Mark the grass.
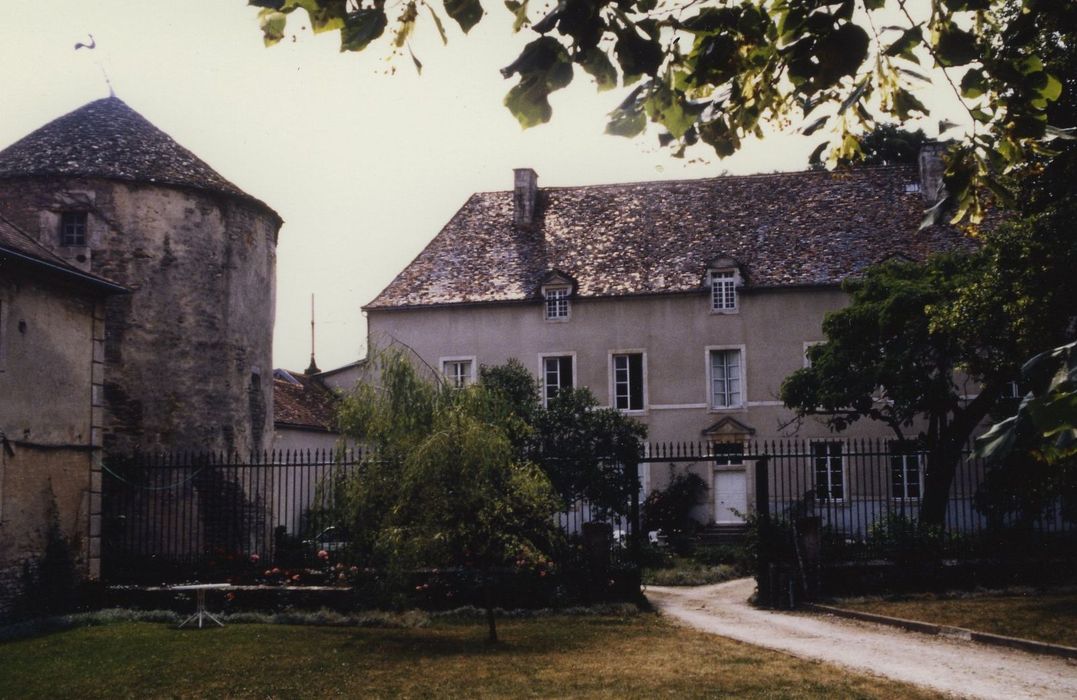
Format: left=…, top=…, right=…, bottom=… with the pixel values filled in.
left=0, top=613, right=936, bottom=698
left=835, top=590, right=1077, bottom=648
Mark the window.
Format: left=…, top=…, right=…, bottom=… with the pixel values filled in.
left=710, top=270, right=737, bottom=312
left=612, top=352, right=644, bottom=411
left=709, top=348, right=743, bottom=409
left=803, top=341, right=824, bottom=368
left=60, top=211, right=87, bottom=246
left=812, top=441, right=844, bottom=501
left=0, top=299, right=6, bottom=372
left=541, top=355, right=574, bottom=405
left=441, top=358, right=474, bottom=388
left=712, top=441, right=744, bottom=466
left=544, top=287, right=570, bottom=320
left=890, top=441, right=923, bottom=500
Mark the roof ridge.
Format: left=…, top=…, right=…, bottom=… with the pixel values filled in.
left=468, top=163, right=918, bottom=196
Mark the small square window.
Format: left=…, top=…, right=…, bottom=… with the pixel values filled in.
left=60, top=211, right=87, bottom=246
left=544, top=287, right=570, bottom=320
left=441, top=359, right=473, bottom=388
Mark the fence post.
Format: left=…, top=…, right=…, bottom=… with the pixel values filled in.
left=754, top=456, right=773, bottom=607
left=627, top=454, right=641, bottom=569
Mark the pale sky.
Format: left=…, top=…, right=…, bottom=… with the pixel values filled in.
left=0, top=1, right=953, bottom=371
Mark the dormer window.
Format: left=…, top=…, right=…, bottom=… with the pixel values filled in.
left=60, top=211, right=87, bottom=246
left=544, top=287, right=570, bottom=320
left=705, top=257, right=743, bottom=314
left=710, top=270, right=736, bottom=311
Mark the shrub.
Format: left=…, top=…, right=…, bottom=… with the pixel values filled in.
left=642, top=467, right=708, bottom=544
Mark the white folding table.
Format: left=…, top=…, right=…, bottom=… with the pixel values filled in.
left=173, top=583, right=231, bottom=629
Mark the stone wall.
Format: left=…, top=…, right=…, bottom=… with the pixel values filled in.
left=0, top=272, right=100, bottom=620
left=0, top=177, right=278, bottom=455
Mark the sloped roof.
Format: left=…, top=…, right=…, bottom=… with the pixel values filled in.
left=0, top=97, right=280, bottom=223
left=365, top=166, right=969, bottom=310
left=0, top=213, right=125, bottom=293
left=273, top=371, right=340, bottom=432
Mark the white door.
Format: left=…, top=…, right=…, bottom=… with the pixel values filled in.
left=714, top=471, right=748, bottom=524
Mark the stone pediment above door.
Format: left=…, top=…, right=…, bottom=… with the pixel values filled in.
left=701, top=416, right=755, bottom=440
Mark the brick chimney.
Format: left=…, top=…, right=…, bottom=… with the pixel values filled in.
left=918, top=142, right=946, bottom=203
left=513, top=168, right=538, bottom=228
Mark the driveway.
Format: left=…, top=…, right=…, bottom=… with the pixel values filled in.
left=646, top=579, right=1077, bottom=700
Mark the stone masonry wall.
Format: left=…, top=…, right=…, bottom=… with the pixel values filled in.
left=0, top=177, right=278, bottom=456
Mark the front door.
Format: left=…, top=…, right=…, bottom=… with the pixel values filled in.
left=714, top=470, right=747, bottom=524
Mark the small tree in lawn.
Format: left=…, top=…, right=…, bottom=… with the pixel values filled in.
left=337, top=349, right=561, bottom=643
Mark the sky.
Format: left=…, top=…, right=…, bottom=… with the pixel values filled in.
left=0, top=1, right=951, bottom=371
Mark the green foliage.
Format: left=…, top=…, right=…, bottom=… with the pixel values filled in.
left=18, top=483, right=82, bottom=619
left=532, top=387, right=647, bottom=515
left=336, top=349, right=563, bottom=638
left=810, top=124, right=928, bottom=169
left=641, top=467, right=707, bottom=543
left=251, top=0, right=1072, bottom=224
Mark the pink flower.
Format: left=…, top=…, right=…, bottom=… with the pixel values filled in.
left=291, top=574, right=301, bottom=582
left=264, top=569, right=272, bottom=577
left=249, top=553, right=260, bottom=564
left=317, top=549, right=329, bottom=560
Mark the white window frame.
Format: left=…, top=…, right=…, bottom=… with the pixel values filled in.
left=889, top=442, right=924, bottom=501
left=803, top=340, right=825, bottom=368
left=608, top=350, right=647, bottom=414
left=543, top=286, right=571, bottom=321
left=705, top=345, right=746, bottom=411
left=709, top=269, right=739, bottom=314
left=538, top=352, right=576, bottom=406
left=439, top=355, right=476, bottom=388
left=811, top=440, right=845, bottom=503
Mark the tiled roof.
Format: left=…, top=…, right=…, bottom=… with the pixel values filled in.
left=0, top=212, right=125, bottom=293
left=273, top=371, right=340, bottom=432
left=365, top=166, right=969, bottom=309
left=0, top=97, right=280, bottom=223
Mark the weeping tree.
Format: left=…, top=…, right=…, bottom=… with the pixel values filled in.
left=337, top=349, right=561, bottom=643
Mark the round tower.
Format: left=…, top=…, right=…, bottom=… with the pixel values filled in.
left=0, top=97, right=281, bottom=455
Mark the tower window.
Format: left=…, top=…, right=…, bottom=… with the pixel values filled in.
left=60, top=211, right=87, bottom=246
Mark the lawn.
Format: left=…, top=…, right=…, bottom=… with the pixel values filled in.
left=835, top=591, right=1077, bottom=648
left=0, top=613, right=935, bottom=698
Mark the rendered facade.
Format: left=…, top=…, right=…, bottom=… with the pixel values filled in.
left=364, top=160, right=968, bottom=524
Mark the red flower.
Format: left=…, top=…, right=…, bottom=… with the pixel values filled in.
left=249, top=553, right=260, bottom=564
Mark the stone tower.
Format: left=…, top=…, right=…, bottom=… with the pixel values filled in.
left=0, top=97, right=281, bottom=455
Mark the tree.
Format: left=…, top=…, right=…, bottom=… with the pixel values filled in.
left=810, top=123, right=928, bottom=169
left=250, top=0, right=1070, bottom=223
left=479, top=359, right=647, bottom=514
left=781, top=218, right=1077, bottom=525
left=337, top=349, right=561, bottom=642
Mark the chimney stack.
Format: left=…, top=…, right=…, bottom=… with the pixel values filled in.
left=513, top=168, right=538, bottom=228
left=918, top=142, right=946, bottom=203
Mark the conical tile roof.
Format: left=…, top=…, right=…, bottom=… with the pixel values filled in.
left=0, top=97, right=279, bottom=222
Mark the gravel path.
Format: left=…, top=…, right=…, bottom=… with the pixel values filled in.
left=646, top=579, right=1077, bottom=700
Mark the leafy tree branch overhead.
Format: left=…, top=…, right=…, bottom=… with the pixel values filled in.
left=251, top=0, right=1069, bottom=224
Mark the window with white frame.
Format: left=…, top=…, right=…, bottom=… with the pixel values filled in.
left=441, top=358, right=473, bottom=388
left=709, top=348, right=743, bottom=409
left=60, top=211, right=87, bottom=246
left=812, top=441, right=844, bottom=501
left=544, top=286, right=570, bottom=320
left=612, top=352, right=644, bottom=411
left=710, top=270, right=737, bottom=312
left=0, top=299, right=6, bottom=372
left=541, top=355, right=574, bottom=405
left=890, top=441, right=923, bottom=500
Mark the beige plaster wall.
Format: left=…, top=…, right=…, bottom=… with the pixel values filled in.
left=0, top=273, right=98, bottom=618
left=366, top=287, right=909, bottom=523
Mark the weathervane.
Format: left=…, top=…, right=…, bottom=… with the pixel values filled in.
left=74, top=33, right=115, bottom=97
